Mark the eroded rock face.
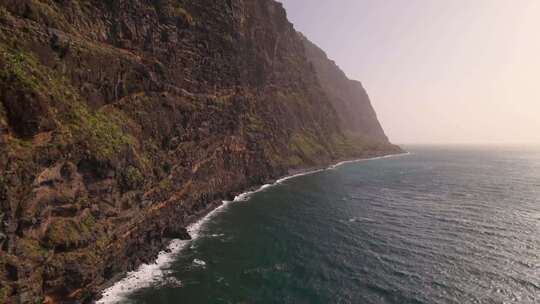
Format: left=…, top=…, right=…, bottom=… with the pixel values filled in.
left=301, top=34, right=390, bottom=143
left=0, top=0, right=400, bottom=302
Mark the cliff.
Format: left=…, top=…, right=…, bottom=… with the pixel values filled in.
left=300, top=34, right=389, bottom=143
left=0, top=0, right=400, bottom=302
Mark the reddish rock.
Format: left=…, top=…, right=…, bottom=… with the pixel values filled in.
left=0, top=1, right=401, bottom=303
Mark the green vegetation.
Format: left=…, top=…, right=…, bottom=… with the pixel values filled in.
left=80, top=213, right=96, bottom=228
left=0, top=5, right=9, bottom=19
left=3, top=136, right=35, bottom=158
left=223, top=33, right=234, bottom=44
left=286, top=155, right=303, bottom=167
left=0, top=6, right=15, bottom=25
left=284, top=132, right=329, bottom=167
left=0, top=43, right=136, bottom=162
left=45, top=218, right=81, bottom=247
left=330, top=134, right=359, bottom=155
left=27, top=0, right=72, bottom=31
left=45, top=216, right=95, bottom=248
left=245, top=114, right=265, bottom=134
left=16, top=238, right=48, bottom=261
left=95, top=234, right=111, bottom=252
left=0, top=286, right=10, bottom=303
left=290, top=133, right=325, bottom=159
left=62, top=101, right=135, bottom=161
left=158, top=177, right=173, bottom=192
left=121, top=165, right=144, bottom=190
left=0, top=48, right=42, bottom=90
left=172, top=3, right=194, bottom=26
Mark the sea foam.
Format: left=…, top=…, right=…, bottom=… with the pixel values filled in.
left=97, top=152, right=408, bottom=303
left=97, top=200, right=232, bottom=303
left=329, top=152, right=410, bottom=170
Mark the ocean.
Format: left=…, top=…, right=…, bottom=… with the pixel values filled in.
left=98, top=145, right=540, bottom=304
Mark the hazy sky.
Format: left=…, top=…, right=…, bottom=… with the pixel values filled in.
left=280, top=0, right=540, bottom=144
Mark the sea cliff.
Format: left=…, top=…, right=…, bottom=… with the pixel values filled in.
left=0, top=0, right=400, bottom=302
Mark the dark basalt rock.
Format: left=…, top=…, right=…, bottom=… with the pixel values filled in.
left=0, top=85, right=54, bottom=139
left=162, top=227, right=191, bottom=240
left=0, top=0, right=401, bottom=303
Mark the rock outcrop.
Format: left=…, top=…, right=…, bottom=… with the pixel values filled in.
left=0, top=0, right=400, bottom=302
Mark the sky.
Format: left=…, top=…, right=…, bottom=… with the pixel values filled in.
left=279, top=0, right=540, bottom=145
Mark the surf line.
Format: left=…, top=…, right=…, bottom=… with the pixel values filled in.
left=97, top=151, right=409, bottom=303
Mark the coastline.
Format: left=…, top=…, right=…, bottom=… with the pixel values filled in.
left=96, top=151, right=409, bottom=303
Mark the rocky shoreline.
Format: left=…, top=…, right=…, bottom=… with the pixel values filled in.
left=95, top=150, right=405, bottom=303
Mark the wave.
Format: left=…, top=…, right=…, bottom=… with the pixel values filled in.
left=97, top=152, right=408, bottom=303
left=329, top=152, right=410, bottom=170
left=192, top=259, right=207, bottom=267
left=97, top=200, right=232, bottom=304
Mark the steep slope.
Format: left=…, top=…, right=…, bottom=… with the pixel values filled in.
left=301, top=34, right=389, bottom=143
left=0, top=0, right=400, bottom=302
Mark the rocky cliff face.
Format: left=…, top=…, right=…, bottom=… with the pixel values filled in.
left=301, top=34, right=389, bottom=143
left=0, top=0, right=400, bottom=302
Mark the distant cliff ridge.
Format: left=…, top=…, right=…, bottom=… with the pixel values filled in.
left=0, top=0, right=400, bottom=302
left=300, top=34, right=389, bottom=143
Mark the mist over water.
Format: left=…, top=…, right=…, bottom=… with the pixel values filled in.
left=116, top=146, right=539, bottom=304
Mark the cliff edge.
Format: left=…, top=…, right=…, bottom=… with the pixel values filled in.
left=300, top=33, right=389, bottom=143
left=0, top=0, right=400, bottom=302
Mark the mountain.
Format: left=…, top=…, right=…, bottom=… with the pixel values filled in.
left=0, top=0, right=400, bottom=302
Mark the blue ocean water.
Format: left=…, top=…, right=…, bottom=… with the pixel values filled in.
left=107, top=146, right=540, bottom=304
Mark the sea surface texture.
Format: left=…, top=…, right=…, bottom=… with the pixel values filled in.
left=108, top=146, right=540, bottom=304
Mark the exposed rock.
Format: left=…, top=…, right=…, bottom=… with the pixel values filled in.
left=0, top=0, right=401, bottom=303
left=301, top=34, right=390, bottom=143
left=162, top=227, right=191, bottom=240
left=0, top=85, right=55, bottom=139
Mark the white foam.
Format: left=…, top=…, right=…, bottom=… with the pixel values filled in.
left=209, top=233, right=225, bottom=238
left=156, top=276, right=183, bottom=288
left=193, top=259, right=206, bottom=267
left=97, top=239, right=185, bottom=303
left=276, top=168, right=326, bottom=184
left=97, top=152, right=408, bottom=303
left=233, top=167, right=328, bottom=202
left=329, top=152, right=410, bottom=170
left=232, top=183, right=271, bottom=202
left=347, top=217, right=375, bottom=223
left=97, top=200, right=232, bottom=304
